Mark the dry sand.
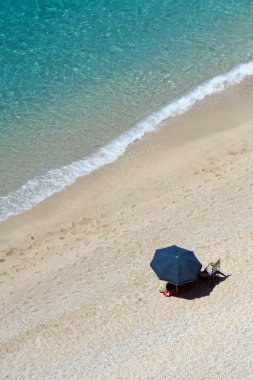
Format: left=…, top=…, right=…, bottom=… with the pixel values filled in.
left=1, top=79, right=253, bottom=379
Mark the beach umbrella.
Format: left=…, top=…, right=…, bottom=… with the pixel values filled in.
left=150, top=245, right=202, bottom=285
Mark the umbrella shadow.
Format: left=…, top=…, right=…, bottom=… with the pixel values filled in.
left=176, top=272, right=231, bottom=300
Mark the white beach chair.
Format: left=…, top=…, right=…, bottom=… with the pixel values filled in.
left=201, top=259, right=221, bottom=286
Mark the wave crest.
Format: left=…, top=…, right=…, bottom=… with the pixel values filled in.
left=1, top=60, right=253, bottom=221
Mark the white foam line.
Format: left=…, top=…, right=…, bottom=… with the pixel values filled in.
left=1, top=60, right=253, bottom=221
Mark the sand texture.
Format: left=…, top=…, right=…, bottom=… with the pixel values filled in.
left=1, top=80, right=253, bottom=379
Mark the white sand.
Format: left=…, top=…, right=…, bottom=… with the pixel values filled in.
left=0, top=80, right=253, bottom=379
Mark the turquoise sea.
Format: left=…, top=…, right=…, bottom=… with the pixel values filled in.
left=1, top=0, right=253, bottom=220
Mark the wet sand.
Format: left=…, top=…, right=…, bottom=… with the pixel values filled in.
left=1, top=79, right=253, bottom=379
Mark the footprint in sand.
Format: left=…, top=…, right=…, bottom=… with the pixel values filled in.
left=78, top=218, right=92, bottom=226
left=15, top=267, right=24, bottom=272
left=6, top=249, right=16, bottom=256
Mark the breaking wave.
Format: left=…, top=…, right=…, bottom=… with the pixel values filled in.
left=1, top=60, right=253, bottom=221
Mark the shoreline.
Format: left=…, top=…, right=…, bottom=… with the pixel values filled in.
left=1, top=74, right=253, bottom=379
left=1, top=60, right=253, bottom=223
left=1, top=75, right=253, bottom=247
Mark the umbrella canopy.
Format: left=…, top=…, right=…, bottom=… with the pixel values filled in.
left=150, top=245, right=202, bottom=285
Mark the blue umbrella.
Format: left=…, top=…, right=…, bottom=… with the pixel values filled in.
left=150, top=245, right=202, bottom=285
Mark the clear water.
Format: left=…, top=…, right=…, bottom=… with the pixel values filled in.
left=1, top=0, right=253, bottom=220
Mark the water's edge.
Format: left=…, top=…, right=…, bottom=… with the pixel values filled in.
left=1, top=60, right=253, bottom=221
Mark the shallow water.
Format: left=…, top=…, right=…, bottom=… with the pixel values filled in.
left=1, top=0, right=253, bottom=220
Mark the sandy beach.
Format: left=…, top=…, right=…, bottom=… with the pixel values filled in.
left=1, top=79, right=253, bottom=379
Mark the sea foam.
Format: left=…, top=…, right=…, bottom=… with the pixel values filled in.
left=1, top=60, right=253, bottom=221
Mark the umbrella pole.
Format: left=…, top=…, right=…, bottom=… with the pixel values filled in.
left=176, top=285, right=178, bottom=296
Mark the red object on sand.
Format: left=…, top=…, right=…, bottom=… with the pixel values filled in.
left=162, top=290, right=173, bottom=297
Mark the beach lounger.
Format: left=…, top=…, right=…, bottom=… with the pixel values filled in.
left=200, top=259, right=221, bottom=286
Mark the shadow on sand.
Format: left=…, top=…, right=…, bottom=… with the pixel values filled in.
left=175, top=272, right=231, bottom=300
